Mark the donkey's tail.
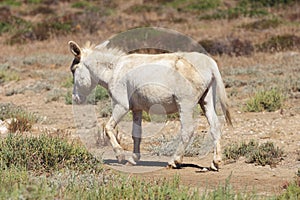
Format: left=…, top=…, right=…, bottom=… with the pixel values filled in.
left=211, top=59, right=233, bottom=126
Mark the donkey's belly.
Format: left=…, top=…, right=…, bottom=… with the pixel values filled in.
left=130, top=85, right=178, bottom=114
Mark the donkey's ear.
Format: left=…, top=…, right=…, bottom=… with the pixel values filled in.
left=68, top=41, right=81, bottom=59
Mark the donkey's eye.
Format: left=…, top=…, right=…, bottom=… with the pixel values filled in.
left=70, top=58, right=80, bottom=73
left=71, top=64, right=78, bottom=73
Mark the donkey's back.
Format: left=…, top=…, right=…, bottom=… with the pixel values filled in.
left=111, top=53, right=212, bottom=114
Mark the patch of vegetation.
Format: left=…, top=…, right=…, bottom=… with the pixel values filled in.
left=198, top=0, right=298, bottom=20
left=240, top=18, right=282, bottom=30
left=257, top=34, right=300, bottom=52
left=0, top=103, right=37, bottom=132
left=199, top=38, right=254, bottom=56
left=27, top=0, right=43, bottom=4
left=7, top=14, right=74, bottom=44
left=167, top=0, right=221, bottom=11
left=201, top=175, right=259, bottom=199
left=245, top=0, right=297, bottom=7
left=45, top=88, right=65, bottom=103
left=0, top=0, right=22, bottom=6
left=0, top=134, right=102, bottom=174
left=61, top=76, right=73, bottom=88
left=245, top=88, right=285, bottom=112
left=33, top=20, right=73, bottom=41
left=29, top=6, right=55, bottom=15
left=199, top=4, right=268, bottom=20
left=0, top=7, right=32, bottom=36
left=0, top=69, right=20, bottom=84
left=87, top=86, right=109, bottom=104
left=0, top=134, right=296, bottom=199
left=71, top=0, right=99, bottom=11
left=125, top=4, right=162, bottom=13
left=223, top=140, right=285, bottom=167
left=277, top=179, right=300, bottom=200
left=64, top=91, right=73, bottom=105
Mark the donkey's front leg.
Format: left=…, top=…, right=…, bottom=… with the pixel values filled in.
left=104, top=104, right=128, bottom=163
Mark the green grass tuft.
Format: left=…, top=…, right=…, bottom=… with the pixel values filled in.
left=0, top=69, right=20, bottom=84
left=245, top=88, right=285, bottom=112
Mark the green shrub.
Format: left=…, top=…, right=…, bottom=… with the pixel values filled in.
left=199, top=38, right=254, bottom=56
left=61, top=76, right=73, bottom=88
left=245, top=0, right=297, bottom=7
left=241, top=18, right=282, bottom=30
left=0, top=134, right=102, bottom=173
left=71, top=0, right=99, bottom=11
left=0, top=0, right=22, bottom=6
left=277, top=179, right=300, bottom=200
left=199, top=5, right=268, bottom=20
left=223, top=140, right=284, bottom=167
left=87, top=86, right=109, bottom=104
left=126, top=4, right=162, bottom=13
left=245, top=88, right=284, bottom=112
left=64, top=91, right=73, bottom=105
left=258, top=34, right=300, bottom=52
left=168, top=0, right=221, bottom=11
left=0, top=69, right=20, bottom=84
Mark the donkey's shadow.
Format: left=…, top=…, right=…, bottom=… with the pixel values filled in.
left=104, top=159, right=214, bottom=172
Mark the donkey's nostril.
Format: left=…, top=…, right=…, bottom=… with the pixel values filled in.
left=72, top=94, right=81, bottom=104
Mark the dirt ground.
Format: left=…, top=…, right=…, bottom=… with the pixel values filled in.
left=0, top=1, right=300, bottom=197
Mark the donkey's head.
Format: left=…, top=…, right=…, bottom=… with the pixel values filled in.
left=68, top=41, right=97, bottom=104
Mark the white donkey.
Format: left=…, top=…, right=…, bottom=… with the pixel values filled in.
left=68, top=40, right=232, bottom=171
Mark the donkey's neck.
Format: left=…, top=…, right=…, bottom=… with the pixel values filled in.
left=83, top=49, right=124, bottom=89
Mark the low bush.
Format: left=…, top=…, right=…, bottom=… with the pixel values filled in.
left=257, top=34, right=300, bottom=52
left=245, top=88, right=285, bottom=112
left=0, top=134, right=102, bottom=173
left=223, top=140, right=284, bottom=167
left=245, top=0, right=297, bottom=7
left=199, top=5, right=268, bottom=20
left=61, top=76, right=73, bottom=88
left=199, top=38, right=254, bottom=56
left=64, top=90, right=73, bottom=105
left=240, top=18, right=282, bottom=30
left=0, top=69, right=20, bottom=84
left=277, top=179, right=300, bottom=200
left=0, top=103, right=37, bottom=132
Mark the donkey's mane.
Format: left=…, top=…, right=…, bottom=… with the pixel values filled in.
left=82, top=41, right=126, bottom=57
left=81, top=41, right=126, bottom=67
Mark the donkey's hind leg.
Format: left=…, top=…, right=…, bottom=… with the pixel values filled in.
left=105, top=104, right=128, bottom=163
left=127, top=110, right=142, bottom=165
left=200, top=84, right=222, bottom=171
left=168, top=101, right=195, bottom=168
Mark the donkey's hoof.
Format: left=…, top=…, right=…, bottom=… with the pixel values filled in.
left=127, top=156, right=137, bottom=165
left=167, top=160, right=182, bottom=169
left=116, top=153, right=125, bottom=163
left=210, top=160, right=221, bottom=171
left=132, top=153, right=141, bottom=162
